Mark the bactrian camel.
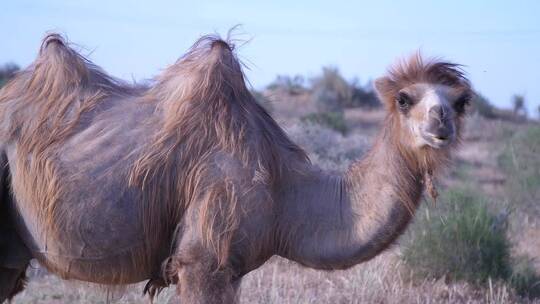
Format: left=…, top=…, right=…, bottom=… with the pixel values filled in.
left=0, top=33, right=472, bottom=303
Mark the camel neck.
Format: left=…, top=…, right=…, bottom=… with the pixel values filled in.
left=277, top=121, right=425, bottom=269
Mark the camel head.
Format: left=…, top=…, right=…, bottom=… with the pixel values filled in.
left=374, top=53, right=472, bottom=151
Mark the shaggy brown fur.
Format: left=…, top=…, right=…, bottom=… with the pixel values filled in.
left=374, top=53, right=471, bottom=204
left=375, top=53, right=470, bottom=109
left=0, top=33, right=471, bottom=303
left=0, top=34, right=132, bottom=227
left=129, top=36, right=307, bottom=268
left=0, top=34, right=154, bottom=282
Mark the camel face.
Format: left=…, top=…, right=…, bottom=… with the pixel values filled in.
left=374, top=54, right=472, bottom=152
left=397, top=83, right=470, bottom=149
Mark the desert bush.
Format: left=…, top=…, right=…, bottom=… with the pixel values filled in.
left=470, top=92, right=497, bottom=119
left=403, top=188, right=512, bottom=283
left=311, top=66, right=351, bottom=113
left=267, top=75, right=305, bottom=95
left=509, top=256, right=540, bottom=298
left=310, top=67, right=379, bottom=111
left=0, top=62, right=19, bottom=88
left=349, top=79, right=380, bottom=108
left=285, top=122, right=368, bottom=171
left=498, top=125, right=540, bottom=215
left=301, top=111, right=348, bottom=135
left=512, top=94, right=527, bottom=118
left=403, top=186, right=540, bottom=298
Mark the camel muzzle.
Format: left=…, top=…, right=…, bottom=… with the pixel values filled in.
left=422, top=105, right=455, bottom=147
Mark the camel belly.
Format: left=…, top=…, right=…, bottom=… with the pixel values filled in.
left=5, top=124, right=170, bottom=284
left=34, top=241, right=151, bottom=284
left=9, top=190, right=158, bottom=285
left=12, top=209, right=156, bottom=284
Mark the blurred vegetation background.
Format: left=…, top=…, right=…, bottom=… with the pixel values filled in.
left=0, top=63, right=19, bottom=88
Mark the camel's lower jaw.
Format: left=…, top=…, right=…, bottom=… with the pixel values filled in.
left=420, top=134, right=453, bottom=149
left=430, top=140, right=452, bottom=149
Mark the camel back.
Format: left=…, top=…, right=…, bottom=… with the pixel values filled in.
left=129, top=35, right=308, bottom=268
left=0, top=33, right=308, bottom=272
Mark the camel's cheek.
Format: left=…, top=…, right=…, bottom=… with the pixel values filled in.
left=403, top=108, right=429, bottom=148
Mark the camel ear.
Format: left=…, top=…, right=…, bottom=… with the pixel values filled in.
left=374, top=77, right=395, bottom=107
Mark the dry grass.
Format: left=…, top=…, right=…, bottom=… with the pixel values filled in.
left=15, top=251, right=530, bottom=304
left=239, top=253, right=524, bottom=304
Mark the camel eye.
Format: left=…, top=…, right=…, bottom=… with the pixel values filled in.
left=454, top=94, right=471, bottom=114
left=396, top=92, right=413, bottom=111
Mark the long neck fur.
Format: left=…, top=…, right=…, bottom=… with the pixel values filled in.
left=277, top=112, right=451, bottom=270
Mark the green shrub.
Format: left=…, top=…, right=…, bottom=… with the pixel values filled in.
left=301, top=111, right=348, bottom=135
left=498, top=126, right=540, bottom=215
left=403, top=188, right=512, bottom=283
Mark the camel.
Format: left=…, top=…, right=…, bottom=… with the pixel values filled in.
left=0, top=33, right=472, bottom=303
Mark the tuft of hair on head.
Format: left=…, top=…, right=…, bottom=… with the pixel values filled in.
left=374, top=52, right=471, bottom=111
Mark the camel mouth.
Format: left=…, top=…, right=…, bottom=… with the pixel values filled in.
left=421, top=132, right=453, bottom=149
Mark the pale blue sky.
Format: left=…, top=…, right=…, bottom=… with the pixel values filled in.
left=1, top=0, right=539, bottom=112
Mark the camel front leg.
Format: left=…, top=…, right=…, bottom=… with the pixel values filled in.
left=0, top=152, right=32, bottom=302
left=0, top=266, right=27, bottom=302
left=176, top=260, right=236, bottom=304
